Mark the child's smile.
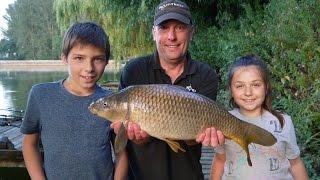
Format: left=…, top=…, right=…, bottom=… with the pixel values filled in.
left=231, top=65, right=266, bottom=118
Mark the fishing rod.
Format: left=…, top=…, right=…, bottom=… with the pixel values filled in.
left=0, top=108, right=24, bottom=113
left=0, top=114, right=24, bottom=119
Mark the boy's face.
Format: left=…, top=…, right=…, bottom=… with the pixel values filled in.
left=62, top=44, right=107, bottom=96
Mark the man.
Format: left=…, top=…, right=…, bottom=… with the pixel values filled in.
left=112, top=0, right=225, bottom=179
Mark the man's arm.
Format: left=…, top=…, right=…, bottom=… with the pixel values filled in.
left=22, top=134, right=46, bottom=180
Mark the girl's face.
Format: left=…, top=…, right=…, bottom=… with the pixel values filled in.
left=231, top=65, right=266, bottom=117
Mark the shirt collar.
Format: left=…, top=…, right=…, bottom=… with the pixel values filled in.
left=151, top=50, right=197, bottom=75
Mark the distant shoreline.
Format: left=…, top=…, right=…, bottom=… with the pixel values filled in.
left=0, top=60, right=120, bottom=72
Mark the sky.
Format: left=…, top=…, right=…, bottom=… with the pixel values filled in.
left=0, top=0, right=15, bottom=38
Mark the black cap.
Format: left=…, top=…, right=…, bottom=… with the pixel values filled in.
left=154, top=0, right=192, bottom=26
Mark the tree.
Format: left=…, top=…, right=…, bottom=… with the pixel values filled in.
left=2, top=0, right=60, bottom=60
left=0, top=38, right=22, bottom=59
left=53, top=0, right=222, bottom=61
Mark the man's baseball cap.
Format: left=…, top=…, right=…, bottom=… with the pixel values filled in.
left=154, top=0, right=192, bottom=26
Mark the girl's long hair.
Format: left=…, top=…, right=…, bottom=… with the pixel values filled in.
left=227, top=53, right=284, bottom=128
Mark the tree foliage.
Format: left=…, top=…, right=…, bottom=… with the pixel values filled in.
left=0, top=38, right=21, bottom=60
left=53, top=0, right=155, bottom=61
left=1, top=0, right=60, bottom=60
left=53, top=0, right=221, bottom=60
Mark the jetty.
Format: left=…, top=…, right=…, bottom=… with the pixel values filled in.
left=0, top=114, right=25, bottom=167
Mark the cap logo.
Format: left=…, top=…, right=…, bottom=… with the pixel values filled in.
left=159, top=3, right=184, bottom=10
left=154, top=0, right=192, bottom=25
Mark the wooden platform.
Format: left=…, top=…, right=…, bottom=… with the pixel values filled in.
left=0, top=150, right=24, bottom=167
left=0, top=125, right=25, bottom=167
left=0, top=118, right=24, bottom=151
left=0, top=124, right=215, bottom=179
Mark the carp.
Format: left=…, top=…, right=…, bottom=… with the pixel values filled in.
left=88, top=84, right=277, bottom=166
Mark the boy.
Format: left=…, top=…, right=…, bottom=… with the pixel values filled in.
left=20, top=22, right=127, bottom=180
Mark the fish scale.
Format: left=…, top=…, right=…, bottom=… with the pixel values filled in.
left=127, top=85, right=230, bottom=139
left=89, top=84, right=277, bottom=166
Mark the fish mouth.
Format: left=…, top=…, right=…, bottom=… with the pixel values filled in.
left=88, top=102, right=97, bottom=114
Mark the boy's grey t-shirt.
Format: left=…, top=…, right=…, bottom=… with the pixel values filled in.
left=21, top=80, right=114, bottom=180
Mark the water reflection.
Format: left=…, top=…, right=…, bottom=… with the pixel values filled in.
left=0, top=71, right=120, bottom=116
left=0, top=81, right=14, bottom=116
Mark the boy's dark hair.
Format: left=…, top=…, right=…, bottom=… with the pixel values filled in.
left=61, top=21, right=110, bottom=62
left=228, top=53, right=284, bottom=128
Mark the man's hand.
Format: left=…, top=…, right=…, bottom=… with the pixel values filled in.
left=126, top=121, right=149, bottom=141
left=196, top=127, right=225, bottom=147
left=111, top=121, right=149, bottom=145
left=110, top=121, right=123, bottom=134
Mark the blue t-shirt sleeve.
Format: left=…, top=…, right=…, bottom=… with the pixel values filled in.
left=20, top=86, right=41, bottom=134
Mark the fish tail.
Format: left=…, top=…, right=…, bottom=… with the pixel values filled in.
left=237, top=124, right=277, bottom=166
left=236, top=139, right=252, bottom=166
left=246, top=124, right=277, bottom=146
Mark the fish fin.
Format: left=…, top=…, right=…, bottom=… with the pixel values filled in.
left=160, top=138, right=186, bottom=153
left=185, top=140, right=198, bottom=146
left=114, top=123, right=128, bottom=154
left=123, top=120, right=129, bottom=128
left=242, top=142, right=252, bottom=166
left=234, top=138, right=253, bottom=166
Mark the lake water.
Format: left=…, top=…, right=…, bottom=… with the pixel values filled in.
left=0, top=71, right=120, bottom=116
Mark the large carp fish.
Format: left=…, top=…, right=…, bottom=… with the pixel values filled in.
left=88, top=84, right=277, bottom=166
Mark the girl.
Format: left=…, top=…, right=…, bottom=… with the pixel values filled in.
left=211, top=54, right=308, bottom=180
